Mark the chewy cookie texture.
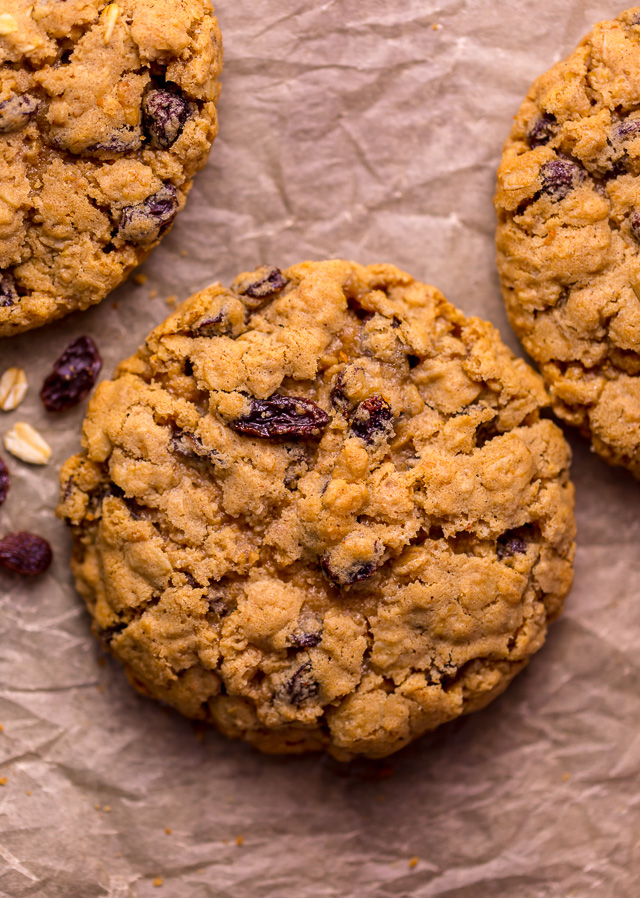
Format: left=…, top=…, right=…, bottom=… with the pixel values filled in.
left=58, top=261, right=576, bottom=759
left=496, top=7, right=640, bottom=476
left=0, top=0, right=222, bottom=336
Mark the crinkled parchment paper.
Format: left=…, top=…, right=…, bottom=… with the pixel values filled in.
left=1, top=1, right=639, bottom=895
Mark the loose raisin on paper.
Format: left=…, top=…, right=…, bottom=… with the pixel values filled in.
left=0, top=532, right=52, bottom=576
left=230, top=394, right=329, bottom=439
left=41, top=336, right=102, bottom=412
left=0, top=457, right=8, bottom=506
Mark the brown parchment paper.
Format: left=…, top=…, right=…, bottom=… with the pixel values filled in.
left=1, top=1, right=639, bottom=895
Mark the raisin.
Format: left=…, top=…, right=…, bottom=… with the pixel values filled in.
left=539, top=158, right=584, bottom=200
left=230, top=394, right=329, bottom=439
left=142, top=88, right=192, bottom=149
left=291, top=631, right=322, bottom=648
left=283, top=661, right=319, bottom=705
left=497, top=535, right=527, bottom=560
left=239, top=268, right=288, bottom=302
left=0, top=94, right=38, bottom=134
left=629, top=211, right=640, bottom=244
left=41, top=336, right=102, bottom=411
left=0, top=457, right=8, bottom=506
left=330, top=370, right=349, bottom=410
left=614, top=119, right=640, bottom=142
left=0, top=271, right=18, bottom=308
left=349, top=395, right=394, bottom=443
left=528, top=114, right=558, bottom=148
left=0, top=532, right=52, bottom=576
left=321, top=554, right=378, bottom=588
left=189, top=310, right=231, bottom=337
left=118, top=185, right=179, bottom=245
left=207, top=595, right=228, bottom=618
left=83, top=128, right=142, bottom=156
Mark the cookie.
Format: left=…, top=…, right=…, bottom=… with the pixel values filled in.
left=58, top=260, right=576, bottom=759
left=495, top=7, right=640, bottom=476
left=0, top=0, right=222, bottom=336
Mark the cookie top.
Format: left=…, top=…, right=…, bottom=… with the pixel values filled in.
left=0, top=0, right=222, bottom=336
left=58, top=260, right=576, bottom=759
left=495, top=7, right=640, bottom=476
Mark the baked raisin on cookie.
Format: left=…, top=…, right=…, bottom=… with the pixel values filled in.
left=58, top=261, right=576, bottom=759
left=0, top=0, right=222, bottom=336
left=496, top=7, right=640, bottom=476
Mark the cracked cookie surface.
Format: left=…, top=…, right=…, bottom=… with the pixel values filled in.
left=0, top=0, right=222, bottom=336
left=58, top=260, right=576, bottom=759
left=496, top=6, right=640, bottom=476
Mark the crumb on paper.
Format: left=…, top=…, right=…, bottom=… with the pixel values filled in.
left=153, top=878, right=164, bottom=888
left=409, top=857, right=418, bottom=869
left=149, top=289, right=158, bottom=299
left=165, top=295, right=177, bottom=308
left=97, top=657, right=106, bottom=668
left=432, top=23, right=442, bottom=30
left=236, top=836, right=244, bottom=846
left=180, top=250, right=188, bottom=257
left=112, top=301, right=119, bottom=310
left=133, top=273, right=148, bottom=286
left=25, top=791, right=31, bottom=796
left=95, top=804, right=101, bottom=811
left=562, top=772, right=571, bottom=782
left=0, top=724, right=4, bottom=732
left=165, top=828, right=172, bottom=835
left=0, top=777, right=7, bottom=786
left=103, top=805, right=111, bottom=813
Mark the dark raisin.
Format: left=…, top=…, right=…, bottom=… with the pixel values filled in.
left=118, top=185, right=179, bottom=245
left=181, top=571, right=199, bottom=588
left=349, top=395, right=394, bottom=443
left=321, top=554, right=378, bottom=588
left=283, top=661, right=319, bottom=705
left=239, top=268, right=288, bottom=302
left=330, top=370, right=349, bottom=410
left=230, top=394, right=329, bottom=440
left=629, top=211, right=640, bottom=243
left=0, top=457, right=8, bottom=506
left=41, top=336, right=102, bottom=412
left=189, top=310, right=231, bottom=337
left=0, top=271, right=18, bottom=308
left=497, top=535, right=527, bottom=560
left=0, top=532, right=52, bottom=576
left=407, top=354, right=420, bottom=369
left=0, top=94, right=38, bottom=134
left=290, top=613, right=323, bottom=648
left=539, top=158, right=584, bottom=200
left=142, top=88, right=192, bottom=150
left=83, top=128, right=142, bottom=156
left=291, top=631, right=322, bottom=648
left=614, top=119, right=640, bottom=142
left=528, top=113, right=558, bottom=148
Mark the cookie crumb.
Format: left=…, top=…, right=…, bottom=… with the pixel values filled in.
left=432, top=23, right=442, bottom=30
left=149, top=289, right=158, bottom=299
left=133, top=273, right=148, bottom=286
left=103, top=805, right=111, bottom=812
left=94, top=803, right=101, bottom=811
left=25, top=791, right=31, bottom=796
left=153, top=877, right=164, bottom=887
left=409, top=857, right=418, bottom=869
left=165, top=828, right=172, bottom=835
left=165, top=295, right=177, bottom=308
left=112, top=302, right=119, bottom=310
left=235, top=836, right=244, bottom=846
left=0, top=777, right=7, bottom=786
left=0, top=724, right=4, bottom=732
left=562, top=772, right=571, bottom=782
left=180, top=250, right=188, bottom=257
